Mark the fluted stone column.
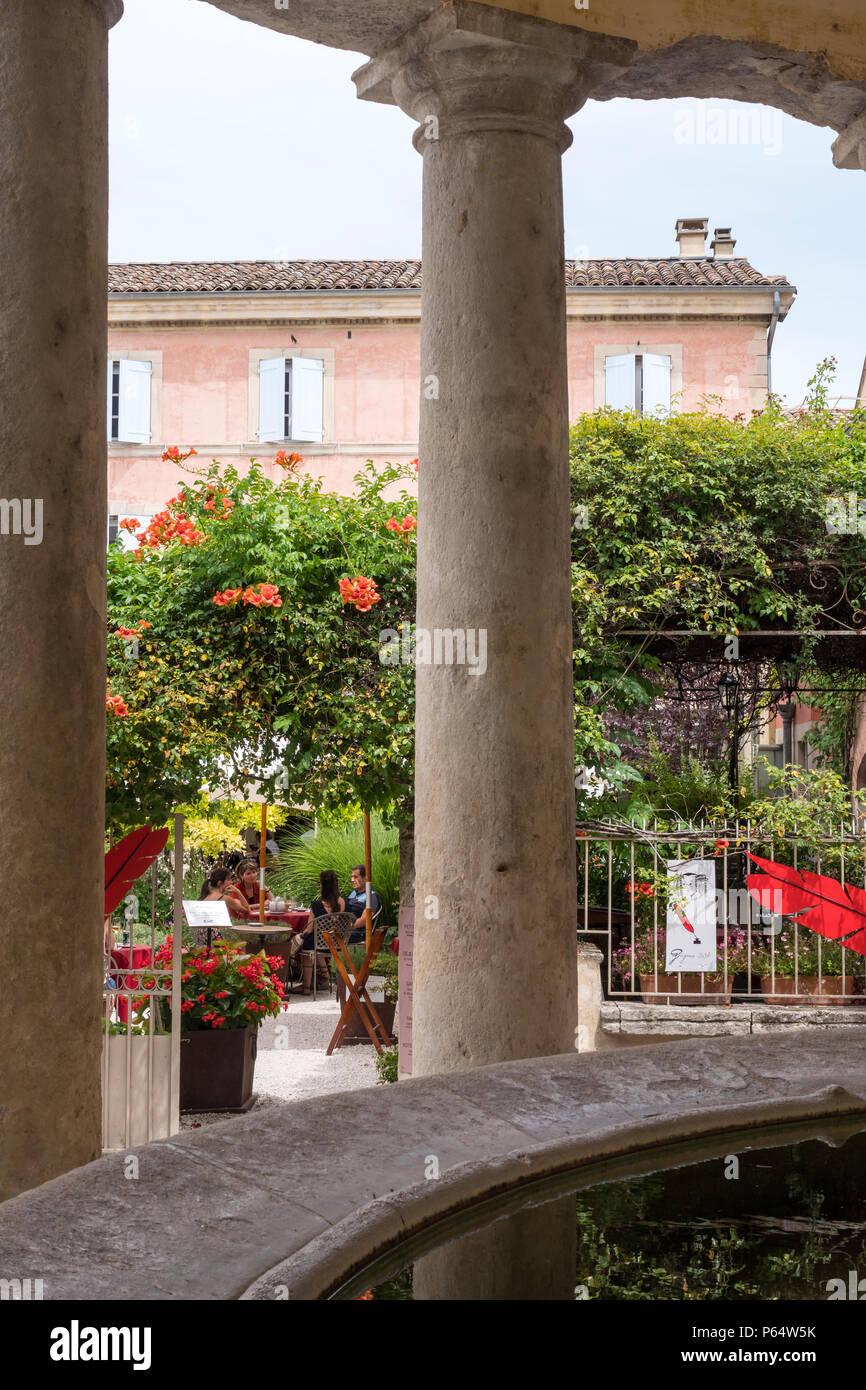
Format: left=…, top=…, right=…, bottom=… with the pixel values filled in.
left=0, top=0, right=122, bottom=1199
left=356, top=13, right=622, bottom=1074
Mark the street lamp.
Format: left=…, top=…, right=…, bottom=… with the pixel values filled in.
left=717, top=668, right=739, bottom=714
left=775, top=648, right=801, bottom=771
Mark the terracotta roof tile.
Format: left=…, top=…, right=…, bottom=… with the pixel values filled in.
left=108, top=258, right=790, bottom=294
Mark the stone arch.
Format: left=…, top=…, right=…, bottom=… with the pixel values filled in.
left=205, top=2, right=866, bottom=170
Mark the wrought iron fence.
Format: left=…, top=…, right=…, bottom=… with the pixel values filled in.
left=101, top=815, right=184, bottom=1150
left=577, top=818, right=866, bottom=1005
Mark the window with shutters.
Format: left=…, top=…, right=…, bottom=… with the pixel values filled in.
left=604, top=352, right=672, bottom=415
left=107, top=355, right=156, bottom=444
left=258, top=355, right=325, bottom=444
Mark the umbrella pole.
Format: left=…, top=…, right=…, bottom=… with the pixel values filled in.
left=260, top=802, right=267, bottom=924
left=364, top=810, right=372, bottom=954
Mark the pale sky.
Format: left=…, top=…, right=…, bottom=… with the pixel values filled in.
left=109, top=0, right=866, bottom=405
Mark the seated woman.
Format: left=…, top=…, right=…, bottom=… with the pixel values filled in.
left=222, top=870, right=254, bottom=920
left=234, top=858, right=273, bottom=914
left=193, top=868, right=243, bottom=943
left=297, top=869, right=346, bottom=992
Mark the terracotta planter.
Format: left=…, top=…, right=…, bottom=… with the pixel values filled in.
left=760, top=974, right=856, bottom=1005
left=808, top=976, right=857, bottom=1006
left=639, top=973, right=730, bottom=1006
left=180, top=1025, right=258, bottom=1112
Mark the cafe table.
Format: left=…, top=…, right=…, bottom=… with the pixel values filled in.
left=226, top=912, right=311, bottom=991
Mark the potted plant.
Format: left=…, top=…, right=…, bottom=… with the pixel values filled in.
left=751, top=930, right=863, bottom=1006
left=154, top=936, right=285, bottom=1111
left=615, top=925, right=750, bottom=1006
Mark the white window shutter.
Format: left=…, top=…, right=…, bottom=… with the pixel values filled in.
left=289, top=357, right=325, bottom=442
left=107, top=359, right=115, bottom=442
left=604, top=354, right=636, bottom=411
left=117, top=359, right=152, bottom=444
left=642, top=353, right=672, bottom=415
left=258, top=356, right=286, bottom=442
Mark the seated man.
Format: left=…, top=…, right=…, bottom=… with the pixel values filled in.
left=345, top=864, right=382, bottom=944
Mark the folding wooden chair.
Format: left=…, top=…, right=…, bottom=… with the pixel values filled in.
left=323, top=924, right=392, bottom=1054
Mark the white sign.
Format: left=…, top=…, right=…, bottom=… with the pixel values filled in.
left=665, top=858, right=717, bottom=972
left=182, top=900, right=232, bottom=928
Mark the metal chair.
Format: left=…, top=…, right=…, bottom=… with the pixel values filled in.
left=299, top=911, right=356, bottom=1000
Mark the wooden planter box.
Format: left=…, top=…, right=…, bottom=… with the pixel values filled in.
left=102, top=1033, right=174, bottom=1151
left=180, top=1026, right=258, bottom=1112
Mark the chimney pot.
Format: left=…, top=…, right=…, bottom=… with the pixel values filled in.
left=711, top=226, right=737, bottom=259
left=675, top=217, right=709, bottom=258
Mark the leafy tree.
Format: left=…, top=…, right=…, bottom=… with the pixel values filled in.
left=570, top=389, right=866, bottom=797
left=106, top=388, right=866, bottom=843
left=106, top=455, right=416, bottom=830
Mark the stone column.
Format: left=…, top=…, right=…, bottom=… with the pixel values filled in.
left=356, top=11, right=625, bottom=1075
left=576, top=939, right=605, bottom=1052
left=0, top=0, right=123, bottom=1200
left=413, top=1194, right=577, bottom=1300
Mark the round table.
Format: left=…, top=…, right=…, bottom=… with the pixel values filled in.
left=225, top=913, right=311, bottom=989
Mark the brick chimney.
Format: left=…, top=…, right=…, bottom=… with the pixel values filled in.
left=711, top=226, right=737, bottom=259
left=675, top=217, right=709, bottom=257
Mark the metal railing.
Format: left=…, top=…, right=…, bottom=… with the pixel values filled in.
left=577, top=818, right=865, bottom=1005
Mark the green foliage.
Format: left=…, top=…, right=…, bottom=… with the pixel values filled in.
left=153, top=937, right=284, bottom=1032
left=570, top=397, right=866, bottom=782
left=375, top=1045, right=399, bottom=1084
left=106, top=457, right=416, bottom=828
left=622, top=745, right=733, bottom=824
left=269, top=814, right=399, bottom=925
left=802, top=670, right=866, bottom=779
left=105, top=400, right=866, bottom=830
left=750, top=929, right=864, bottom=979
left=174, top=795, right=285, bottom=858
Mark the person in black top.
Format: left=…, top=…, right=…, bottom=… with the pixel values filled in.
left=345, top=865, right=382, bottom=944
left=298, top=869, right=345, bottom=992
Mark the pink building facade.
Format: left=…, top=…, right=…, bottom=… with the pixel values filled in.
left=107, top=220, right=794, bottom=539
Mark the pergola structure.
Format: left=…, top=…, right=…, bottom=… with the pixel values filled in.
left=2, top=0, right=865, bottom=1201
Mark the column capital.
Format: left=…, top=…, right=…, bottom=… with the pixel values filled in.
left=832, top=106, right=866, bottom=171
left=87, top=0, right=124, bottom=28
left=354, top=1, right=632, bottom=152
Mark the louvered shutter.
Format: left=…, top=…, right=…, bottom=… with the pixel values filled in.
left=258, top=356, right=286, bottom=442
left=107, top=360, right=115, bottom=442
left=289, top=357, right=325, bottom=442
left=117, top=359, right=153, bottom=444
left=642, top=353, right=672, bottom=415
left=604, top=354, right=636, bottom=411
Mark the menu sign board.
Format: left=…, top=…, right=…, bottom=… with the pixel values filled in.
left=182, top=900, right=232, bottom=928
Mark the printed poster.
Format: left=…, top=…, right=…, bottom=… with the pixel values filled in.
left=664, top=857, right=717, bottom=972
left=182, top=899, right=232, bottom=929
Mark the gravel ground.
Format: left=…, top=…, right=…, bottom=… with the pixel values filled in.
left=180, top=991, right=381, bottom=1131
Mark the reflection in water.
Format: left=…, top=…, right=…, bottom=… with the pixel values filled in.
left=367, top=1127, right=866, bottom=1301
left=412, top=1196, right=576, bottom=1301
